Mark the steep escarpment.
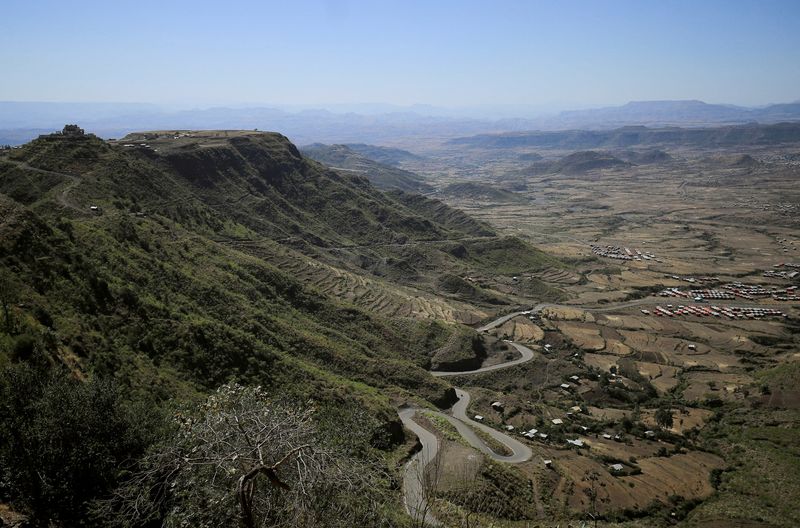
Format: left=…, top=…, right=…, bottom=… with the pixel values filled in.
left=386, top=190, right=494, bottom=237
left=154, top=134, right=442, bottom=246
left=301, top=143, right=432, bottom=193
left=0, top=130, right=565, bottom=414
left=0, top=128, right=557, bottom=527
left=450, top=122, right=800, bottom=150
left=2, top=130, right=517, bottom=410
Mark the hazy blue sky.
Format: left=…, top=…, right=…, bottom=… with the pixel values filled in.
left=1, top=0, right=799, bottom=108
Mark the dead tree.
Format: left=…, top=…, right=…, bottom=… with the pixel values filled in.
left=411, top=440, right=446, bottom=528
left=582, top=470, right=600, bottom=528
left=99, top=383, right=388, bottom=528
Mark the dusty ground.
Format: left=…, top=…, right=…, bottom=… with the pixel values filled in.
left=398, top=141, right=800, bottom=524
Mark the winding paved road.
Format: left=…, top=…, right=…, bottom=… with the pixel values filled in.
left=399, top=312, right=541, bottom=525
left=398, top=407, right=441, bottom=526
left=399, top=296, right=793, bottom=524
left=447, top=388, right=532, bottom=463
left=430, top=342, right=535, bottom=378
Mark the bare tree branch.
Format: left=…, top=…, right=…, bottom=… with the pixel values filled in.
left=96, top=384, right=391, bottom=528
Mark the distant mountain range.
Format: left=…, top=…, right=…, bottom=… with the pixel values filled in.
left=450, top=122, right=800, bottom=150
left=549, top=100, right=800, bottom=129
left=1, top=99, right=799, bottom=146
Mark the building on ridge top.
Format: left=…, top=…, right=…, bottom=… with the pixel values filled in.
left=62, top=124, right=85, bottom=136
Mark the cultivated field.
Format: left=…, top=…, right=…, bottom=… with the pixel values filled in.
left=396, top=140, right=800, bottom=526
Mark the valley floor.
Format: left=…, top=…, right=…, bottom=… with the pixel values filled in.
left=391, top=142, right=800, bottom=527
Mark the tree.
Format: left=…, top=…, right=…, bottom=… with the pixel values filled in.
left=0, top=363, right=158, bottom=525
left=621, top=415, right=633, bottom=433
left=101, top=383, right=390, bottom=528
left=409, top=439, right=446, bottom=528
left=448, top=457, right=504, bottom=528
left=582, top=470, right=600, bottom=528
left=0, top=269, right=17, bottom=334
left=655, top=406, right=674, bottom=430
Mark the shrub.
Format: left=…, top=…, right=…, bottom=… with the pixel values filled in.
left=0, top=363, right=161, bottom=525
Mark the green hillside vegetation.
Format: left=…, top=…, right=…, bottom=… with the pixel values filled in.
left=435, top=273, right=508, bottom=307
left=0, top=129, right=568, bottom=525
left=0, top=131, right=488, bottom=405
left=428, top=323, right=487, bottom=371
left=690, top=404, right=800, bottom=527
left=301, top=143, right=432, bottom=193
left=1, top=130, right=550, bottom=303
left=455, top=236, right=562, bottom=275
left=0, top=187, right=456, bottom=404
left=385, top=190, right=494, bottom=237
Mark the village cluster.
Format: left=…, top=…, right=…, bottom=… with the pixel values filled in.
left=643, top=304, right=788, bottom=319
left=732, top=201, right=800, bottom=217
left=775, top=236, right=797, bottom=253
left=475, top=397, right=656, bottom=475
left=658, top=283, right=799, bottom=301
left=119, top=132, right=197, bottom=152
left=666, top=274, right=717, bottom=284
left=763, top=262, right=800, bottom=280
left=121, top=142, right=158, bottom=152
left=757, top=153, right=800, bottom=166
left=591, top=244, right=657, bottom=261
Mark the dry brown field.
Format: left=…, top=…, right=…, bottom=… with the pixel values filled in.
left=401, top=141, right=800, bottom=525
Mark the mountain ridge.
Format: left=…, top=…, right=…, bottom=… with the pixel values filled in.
left=450, top=122, right=800, bottom=149
left=3, top=99, right=800, bottom=146
left=300, top=143, right=432, bottom=193
left=0, top=129, right=562, bottom=415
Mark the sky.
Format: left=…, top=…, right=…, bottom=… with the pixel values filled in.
left=1, top=0, right=799, bottom=109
